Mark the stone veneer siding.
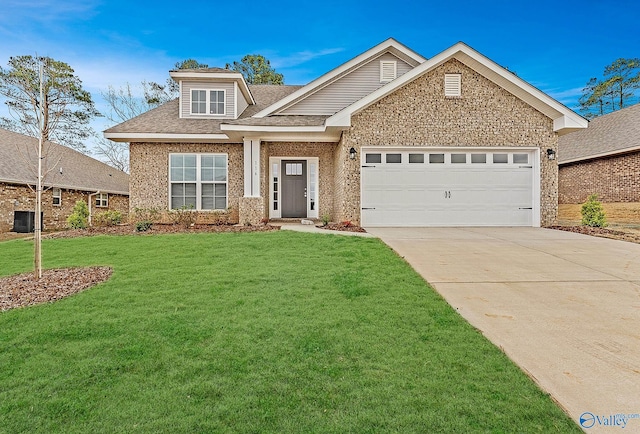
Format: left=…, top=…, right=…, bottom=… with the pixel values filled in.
left=129, top=142, right=243, bottom=223
left=559, top=151, right=640, bottom=203
left=261, top=142, right=337, bottom=220
left=334, top=58, right=559, bottom=226
left=0, top=182, right=129, bottom=232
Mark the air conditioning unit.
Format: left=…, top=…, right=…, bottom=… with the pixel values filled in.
left=12, top=211, right=43, bottom=233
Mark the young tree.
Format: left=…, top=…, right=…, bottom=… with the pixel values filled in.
left=226, top=54, right=284, bottom=84
left=0, top=55, right=99, bottom=153
left=579, top=58, right=640, bottom=119
left=0, top=56, right=98, bottom=278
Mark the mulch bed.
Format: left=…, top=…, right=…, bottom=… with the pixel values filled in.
left=549, top=225, right=640, bottom=244
left=318, top=222, right=367, bottom=233
left=0, top=267, right=113, bottom=311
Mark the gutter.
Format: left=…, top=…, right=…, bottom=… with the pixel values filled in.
left=88, top=191, right=100, bottom=227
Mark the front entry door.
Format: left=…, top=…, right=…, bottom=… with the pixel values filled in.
left=281, top=160, right=307, bottom=218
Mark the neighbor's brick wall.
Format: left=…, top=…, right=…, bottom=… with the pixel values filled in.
left=0, top=182, right=129, bottom=232
left=559, top=151, right=640, bottom=203
left=129, top=142, right=243, bottom=223
left=262, top=142, right=337, bottom=220
left=334, top=58, right=558, bottom=226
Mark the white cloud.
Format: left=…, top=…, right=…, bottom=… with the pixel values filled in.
left=270, top=47, right=345, bottom=69
left=0, top=0, right=100, bottom=24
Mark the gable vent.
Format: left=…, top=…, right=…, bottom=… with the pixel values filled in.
left=380, top=61, right=397, bottom=83
left=444, top=73, right=461, bottom=97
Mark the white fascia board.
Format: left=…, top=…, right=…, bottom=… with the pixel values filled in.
left=103, top=132, right=230, bottom=142
left=220, top=124, right=326, bottom=133
left=327, top=42, right=589, bottom=134
left=252, top=38, right=426, bottom=118
left=1, top=177, right=129, bottom=196
left=169, top=71, right=255, bottom=105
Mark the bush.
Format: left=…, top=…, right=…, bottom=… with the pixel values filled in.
left=136, top=221, right=153, bottom=232
left=67, top=200, right=89, bottom=229
left=581, top=194, right=607, bottom=227
left=169, top=205, right=198, bottom=228
left=94, top=210, right=122, bottom=227
left=133, top=207, right=161, bottom=223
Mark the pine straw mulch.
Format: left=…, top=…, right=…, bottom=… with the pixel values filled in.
left=549, top=225, right=640, bottom=244
left=318, top=222, right=367, bottom=233
left=0, top=267, right=113, bottom=312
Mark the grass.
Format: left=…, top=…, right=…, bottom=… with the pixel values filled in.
left=0, top=231, right=580, bottom=433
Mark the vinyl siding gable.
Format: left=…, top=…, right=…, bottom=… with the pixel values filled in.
left=279, top=52, right=414, bottom=116
left=181, top=81, right=237, bottom=119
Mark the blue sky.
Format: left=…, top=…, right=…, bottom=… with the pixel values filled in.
left=1, top=0, right=639, bottom=152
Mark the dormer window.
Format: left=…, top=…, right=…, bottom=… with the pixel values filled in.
left=191, top=89, right=226, bottom=115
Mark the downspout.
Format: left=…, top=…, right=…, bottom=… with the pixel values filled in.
left=88, top=191, right=100, bottom=227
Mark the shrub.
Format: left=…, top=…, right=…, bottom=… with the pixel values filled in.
left=94, top=210, right=122, bottom=227
left=133, top=207, right=161, bottom=223
left=581, top=194, right=607, bottom=227
left=321, top=214, right=330, bottom=226
left=67, top=200, right=89, bottom=229
left=169, top=205, right=198, bottom=228
left=136, top=221, right=153, bottom=232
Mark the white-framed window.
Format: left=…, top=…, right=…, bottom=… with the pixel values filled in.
left=191, top=89, right=226, bottom=115
left=52, top=188, right=61, bottom=206
left=444, top=73, right=462, bottom=97
left=96, top=193, right=108, bottom=208
left=380, top=61, right=397, bottom=83
left=169, top=153, right=227, bottom=210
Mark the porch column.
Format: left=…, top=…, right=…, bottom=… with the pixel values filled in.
left=243, top=138, right=261, bottom=197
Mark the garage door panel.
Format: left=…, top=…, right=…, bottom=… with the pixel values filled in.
left=361, top=149, right=536, bottom=227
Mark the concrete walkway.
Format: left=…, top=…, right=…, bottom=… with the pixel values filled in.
left=366, top=227, right=640, bottom=432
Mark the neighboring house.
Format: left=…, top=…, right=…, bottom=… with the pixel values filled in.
left=559, top=103, right=640, bottom=204
left=0, top=128, right=129, bottom=232
left=105, top=39, right=586, bottom=227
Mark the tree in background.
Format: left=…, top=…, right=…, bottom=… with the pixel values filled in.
left=579, top=58, right=640, bottom=119
left=0, top=55, right=99, bottom=153
left=97, top=59, right=209, bottom=171
left=226, top=54, right=284, bottom=85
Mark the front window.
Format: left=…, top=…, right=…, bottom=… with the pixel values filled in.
left=52, top=188, right=61, bottom=206
left=170, top=153, right=227, bottom=210
left=190, top=89, right=225, bottom=115
left=96, top=193, right=108, bottom=207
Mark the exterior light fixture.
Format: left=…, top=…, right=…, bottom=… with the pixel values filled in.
left=546, top=149, right=556, bottom=160
left=349, top=147, right=357, bottom=160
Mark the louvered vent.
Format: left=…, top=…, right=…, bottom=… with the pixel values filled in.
left=444, top=73, right=461, bottom=97
left=380, top=61, right=397, bottom=83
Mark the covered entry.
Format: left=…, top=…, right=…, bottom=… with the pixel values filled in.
left=361, top=148, right=538, bottom=227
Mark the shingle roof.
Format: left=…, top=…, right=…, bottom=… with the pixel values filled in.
left=169, top=67, right=233, bottom=73
left=104, top=84, right=304, bottom=135
left=559, top=103, right=640, bottom=164
left=0, top=128, right=129, bottom=194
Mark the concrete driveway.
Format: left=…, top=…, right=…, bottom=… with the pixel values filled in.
left=366, top=227, right=640, bottom=432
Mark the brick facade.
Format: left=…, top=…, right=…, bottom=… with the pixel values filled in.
left=559, top=151, right=640, bottom=204
left=0, top=182, right=129, bottom=232
left=333, top=58, right=558, bottom=226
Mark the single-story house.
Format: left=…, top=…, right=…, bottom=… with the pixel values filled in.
left=559, top=103, right=640, bottom=204
left=0, top=128, right=129, bottom=232
left=105, top=39, right=587, bottom=227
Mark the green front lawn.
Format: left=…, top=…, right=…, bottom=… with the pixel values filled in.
left=0, top=232, right=579, bottom=433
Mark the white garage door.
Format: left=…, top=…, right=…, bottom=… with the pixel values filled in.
left=361, top=149, right=536, bottom=227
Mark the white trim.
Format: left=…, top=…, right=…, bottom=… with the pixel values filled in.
left=268, top=157, right=319, bottom=219
left=52, top=187, right=62, bottom=206
left=170, top=70, right=255, bottom=105
left=444, top=73, right=461, bottom=97
left=221, top=124, right=326, bottom=133
left=251, top=140, right=260, bottom=197
left=95, top=192, right=109, bottom=208
left=326, top=42, right=588, bottom=134
left=252, top=38, right=426, bottom=118
left=234, top=81, right=238, bottom=119
left=103, top=133, right=229, bottom=142
left=190, top=88, right=227, bottom=116
left=179, top=80, right=183, bottom=118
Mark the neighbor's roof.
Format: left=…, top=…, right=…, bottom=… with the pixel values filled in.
left=104, top=84, right=303, bottom=141
left=559, top=103, right=640, bottom=164
left=0, top=128, right=129, bottom=195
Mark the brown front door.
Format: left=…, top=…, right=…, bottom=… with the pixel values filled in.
left=281, top=160, right=307, bottom=218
